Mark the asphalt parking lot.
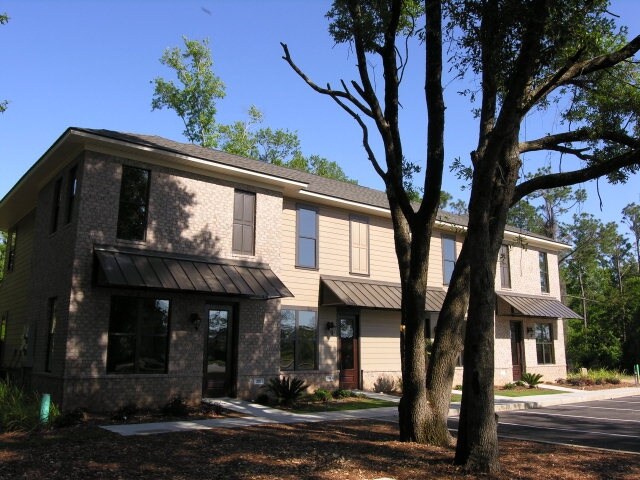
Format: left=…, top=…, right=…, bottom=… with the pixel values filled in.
left=449, top=395, right=640, bottom=454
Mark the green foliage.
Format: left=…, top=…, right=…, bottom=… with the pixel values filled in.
left=373, top=375, right=397, bottom=394
left=502, top=382, right=516, bottom=390
left=0, top=381, right=59, bottom=432
left=520, top=372, right=543, bottom=388
left=265, top=376, right=309, bottom=407
left=566, top=368, right=622, bottom=386
left=0, top=13, right=7, bottom=114
left=311, top=388, right=332, bottom=402
left=151, top=36, right=225, bottom=148
left=0, top=231, right=6, bottom=281
left=331, top=388, right=353, bottom=399
left=162, top=396, right=189, bottom=417
left=566, top=321, right=623, bottom=369
left=111, top=402, right=139, bottom=421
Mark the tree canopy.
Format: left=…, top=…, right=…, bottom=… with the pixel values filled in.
left=152, top=36, right=355, bottom=183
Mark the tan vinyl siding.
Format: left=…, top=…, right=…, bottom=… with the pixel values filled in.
left=0, top=211, right=35, bottom=369
left=360, top=310, right=401, bottom=372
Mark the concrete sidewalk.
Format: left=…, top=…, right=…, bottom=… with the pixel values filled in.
left=101, top=385, right=639, bottom=436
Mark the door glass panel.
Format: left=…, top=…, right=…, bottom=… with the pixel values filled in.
left=207, top=309, right=228, bottom=373
left=340, top=317, right=355, bottom=370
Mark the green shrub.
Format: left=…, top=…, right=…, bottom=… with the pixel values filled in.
left=502, top=382, right=516, bottom=390
left=373, top=375, right=396, bottom=393
left=332, top=388, right=353, bottom=399
left=515, top=380, right=527, bottom=387
left=112, top=402, right=139, bottom=421
left=54, top=408, right=86, bottom=428
left=265, top=376, right=308, bottom=407
left=0, top=380, right=59, bottom=432
left=566, top=368, right=622, bottom=386
left=521, top=372, right=543, bottom=388
left=311, top=388, right=332, bottom=402
left=254, top=393, right=271, bottom=406
left=162, top=396, right=189, bottom=417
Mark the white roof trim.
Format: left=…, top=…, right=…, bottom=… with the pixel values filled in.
left=297, top=190, right=392, bottom=216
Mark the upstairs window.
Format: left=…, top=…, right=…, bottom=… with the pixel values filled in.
left=232, top=190, right=256, bottom=256
left=66, top=166, right=78, bottom=224
left=499, top=244, right=511, bottom=288
left=535, top=323, right=555, bottom=364
left=50, top=177, right=63, bottom=233
left=107, top=296, right=170, bottom=374
left=350, top=215, right=369, bottom=275
left=442, top=234, right=456, bottom=285
left=539, top=251, right=550, bottom=293
left=296, top=206, right=318, bottom=269
left=117, top=166, right=150, bottom=241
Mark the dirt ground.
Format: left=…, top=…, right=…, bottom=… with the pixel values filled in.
left=1, top=419, right=639, bottom=480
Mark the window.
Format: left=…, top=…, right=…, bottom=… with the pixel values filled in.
left=232, top=190, right=256, bottom=255
left=499, top=244, right=511, bottom=288
left=442, top=234, right=456, bottom=285
left=51, top=177, right=63, bottom=233
left=535, top=323, right=555, bottom=364
left=539, top=251, right=550, bottom=293
left=280, top=309, right=317, bottom=371
left=45, top=298, right=57, bottom=372
left=350, top=215, right=369, bottom=275
left=66, top=166, right=78, bottom=224
left=5, top=229, right=17, bottom=273
left=0, top=312, right=7, bottom=368
left=107, top=296, right=170, bottom=374
left=296, top=206, right=318, bottom=269
left=117, top=166, right=150, bottom=241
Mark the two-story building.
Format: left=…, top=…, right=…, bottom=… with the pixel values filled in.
left=0, top=128, right=580, bottom=411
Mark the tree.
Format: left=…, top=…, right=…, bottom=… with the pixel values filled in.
left=622, top=202, right=640, bottom=273
left=152, top=36, right=225, bottom=148
left=153, top=38, right=355, bottom=183
left=1, top=13, right=9, bottom=114
left=284, top=0, right=640, bottom=473
left=0, top=231, right=5, bottom=282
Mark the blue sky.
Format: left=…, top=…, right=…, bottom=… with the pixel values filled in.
left=1, top=0, right=639, bottom=236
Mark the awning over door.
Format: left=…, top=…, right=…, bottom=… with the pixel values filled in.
left=320, top=275, right=446, bottom=312
left=94, top=245, right=293, bottom=299
left=497, top=292, right=581, bottom=319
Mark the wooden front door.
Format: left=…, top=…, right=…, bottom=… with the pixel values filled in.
left=339, top=314, right=360, bottom=390
left=203, top=305, right=237, bottom=397
left=510, top=321, right=524, bottom=381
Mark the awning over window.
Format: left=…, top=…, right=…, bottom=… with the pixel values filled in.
left=320, top=276, right=446, bottom=312
left=94, top=245, right=293, bottom=299
left=497, top=292, right=581, bottom=319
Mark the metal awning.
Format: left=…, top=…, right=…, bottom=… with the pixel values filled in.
left=320, top=276, right=446, bottom=312
left=94, top=245, right=293, bottom=299
left=497, top=292, right=581, bottom=319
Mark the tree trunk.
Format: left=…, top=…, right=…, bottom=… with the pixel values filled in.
left=425, top=242, right=471, bottom=446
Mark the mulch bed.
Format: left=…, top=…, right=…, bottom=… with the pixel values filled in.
left=1, top=419, right=639, bottom=479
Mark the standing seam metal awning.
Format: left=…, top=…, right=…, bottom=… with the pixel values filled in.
left=320, top=276, right=446, bottom=311
left=94, top=245, right=293, bottom=299
left=497, top=292, right=581, bottom=319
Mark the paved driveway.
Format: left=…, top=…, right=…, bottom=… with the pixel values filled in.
left=449, top=395, right=640, bottom=454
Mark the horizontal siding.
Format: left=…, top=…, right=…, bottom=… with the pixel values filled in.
left=0, top=211, right=35, bottom=368
left=360, top=310, right=401, bottom=372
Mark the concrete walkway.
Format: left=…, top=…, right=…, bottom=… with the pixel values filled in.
left=101, top=385, right=639, bottom=436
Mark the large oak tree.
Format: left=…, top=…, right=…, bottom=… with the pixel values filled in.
left=284, top=0, right=640, bottom=473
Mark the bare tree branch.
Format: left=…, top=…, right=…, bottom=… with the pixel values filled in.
left=520, top=128, right=640, bottom=152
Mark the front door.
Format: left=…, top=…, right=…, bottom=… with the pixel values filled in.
left=204, top=305, right=237, bottom=397
left=339, top=314, right=360, bottom=390
left=510, top=321, right=524, bottom=381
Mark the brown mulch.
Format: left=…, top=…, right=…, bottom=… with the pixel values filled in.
left=1, top=419, right=639, bottom=479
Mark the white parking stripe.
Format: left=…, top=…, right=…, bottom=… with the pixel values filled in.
left=498, top=421, right=639, bottom=439
left=516, top=411, right=640, bottom=423
left=554, top=405, right=640, bottom=412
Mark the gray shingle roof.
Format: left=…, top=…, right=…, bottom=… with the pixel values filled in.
left=76, top=128, right=556, bottom=242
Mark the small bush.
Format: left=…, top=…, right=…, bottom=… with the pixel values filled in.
left=112, top=402, right=139, bottom=421
left=502, top=382, right=516, bottom=390
left=311, top=388, right=332, bottom=402
left=264, top=376, right=308, bottom=407
left=373, top=375, right=396, bottom=394
left=162, top=396, right=189, bottom=417
left=332, top=388, right=353, bottom=399
left=521, top=372, right=543, bottom=388
left=454, top=384, right=463, bottom=391
left=0, top=381, right=59, bottom=432
left=54, top=408, right=86, bottom=428
left=254, top=393, right=271, bottom=406
left=515, top=380, right=527, bottom=387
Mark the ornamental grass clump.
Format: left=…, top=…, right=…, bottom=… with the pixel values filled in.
left=265, top=376, right=308, bottom=407
left=0, top=380, right=59, bottom=432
